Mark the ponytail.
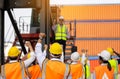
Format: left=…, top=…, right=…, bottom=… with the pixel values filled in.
left=103, top=61, right=112, bottom=71
left=107, top=61, right=112, bottom=71
left=99, top=56, right=112, bottom=71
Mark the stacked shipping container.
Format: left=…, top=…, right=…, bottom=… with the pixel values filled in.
left=60, top=5, right=120, bottom=72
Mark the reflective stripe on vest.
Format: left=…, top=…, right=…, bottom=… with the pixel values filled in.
left=42, top=59, right=49, bottom=79
left=1, top=65, right=6, bottom=79
left=20, top=62, right=26, bottom=79
left=42, top=59, right=70, bottom=79
left=55, top=24, right=67, bottom=40
left=64, top=64, right=70, bottom=79
left=109, top=59, right=118, bottom=79
left=84, top=64, right=91, bottom=79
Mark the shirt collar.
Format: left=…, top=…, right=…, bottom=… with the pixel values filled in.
left=51, top=58, right=62, bottom=62
left=71, top=61, right=78, bottom=64
left=9, top=60, right=18, bottom=63
left=101, top=63, right=107, bottom=66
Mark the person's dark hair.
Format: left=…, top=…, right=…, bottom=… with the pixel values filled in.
left=50, top=53, right=61, bottom=59
left=99, top=56, right=112, bottom=71
left=71, top=46, right=77, bottom=53
left=9, top=56, right=18, bottom=60
left=31, top=58, right=38, bottom=65
left=107, top=61, right=112, bottom=71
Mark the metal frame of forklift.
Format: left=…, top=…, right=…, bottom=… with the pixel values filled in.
left=0, top=0, right=50, bottom=74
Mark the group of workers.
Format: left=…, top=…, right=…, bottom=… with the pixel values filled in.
left=0, top=15, right=120, bottom=79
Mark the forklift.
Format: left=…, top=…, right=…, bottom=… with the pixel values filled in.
left=0, top=0, right=50, bottom=74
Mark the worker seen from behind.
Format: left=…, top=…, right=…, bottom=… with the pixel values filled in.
left=22, top=43, right=48, bottom=79
left=29, top=45, right=47, bottom=79
left=52, top=15, right=70, bottom=56
left=1, top=41, right=35, bottom=79
left=68, top=52, right=84, bottom=79
left=28, top=59, right=42, bottom=79
left=106, top=48, right=119, bottom=79
left=93, top=50, right=114, bottom=79
left=35, top=33, right=70, bottom=79
left=81, top=49, right=91, bottom=79
left=22, top=55, right=42, bottom=79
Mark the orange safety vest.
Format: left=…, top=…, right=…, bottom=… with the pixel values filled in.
left=42, top=59, right=70, bottom=79
left=28, top=64, right=42, bottom=79
left=4, top=62, right=27, bottom=79
left=94, top=65, right=114, bottom=79
left=70, top=64, right=83, bottom=79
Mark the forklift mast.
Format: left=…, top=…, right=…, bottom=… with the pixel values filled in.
left=0, top=0, right=49, bottom=74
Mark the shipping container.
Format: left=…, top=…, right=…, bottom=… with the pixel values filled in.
left=61, top=5, right=120, bottom=72
left=60, top=5, right=120, bottom=20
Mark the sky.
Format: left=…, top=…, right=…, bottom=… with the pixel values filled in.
left=5, top=9, right=32, bottom=42
left=4, top=0, right=120, bottom=42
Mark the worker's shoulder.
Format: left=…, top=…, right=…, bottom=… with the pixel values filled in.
left=110, top=59, right=117, bottom=61
left=70, top=64, right=83, bottom=69
left=94, top=65, right=102, bottom=71
left=109, top=59, right=118, bottom=63
left=5, top=62, right=20, bottom=65
left=47, top=60, right=67, bottom=68
left=70, top=63, right=82, bottom=66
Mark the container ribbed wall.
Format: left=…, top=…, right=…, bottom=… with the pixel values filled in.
left=60, top=5, right=120, bottom=56
left=75, top=40, right=120, bottom=56
left=60, top=5, right=120, bottom=20
left=61, top=4, right=120, bottom=72
left=61, top=5, right=120, bottom=72
left=76, top=23, right=120, bottom=38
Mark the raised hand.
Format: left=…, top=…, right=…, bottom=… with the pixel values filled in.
left=44, top=44, right=48, bottom=50
left=39, top=33, right=46, bottom=40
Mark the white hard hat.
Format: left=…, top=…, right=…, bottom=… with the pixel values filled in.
left=59, top=16, right=64, bottom=20
left=71, top=52, right=80, bottom=61
left=98, top=50, right=111, bottom=61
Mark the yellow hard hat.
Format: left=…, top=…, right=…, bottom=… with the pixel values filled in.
left=106, top=47, right=114, bottom=55
left=49, top=43, right=62, bottom=55
left=27, top=53, right=31, bottom=58
left=8, top=46, right=20, bottom=57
